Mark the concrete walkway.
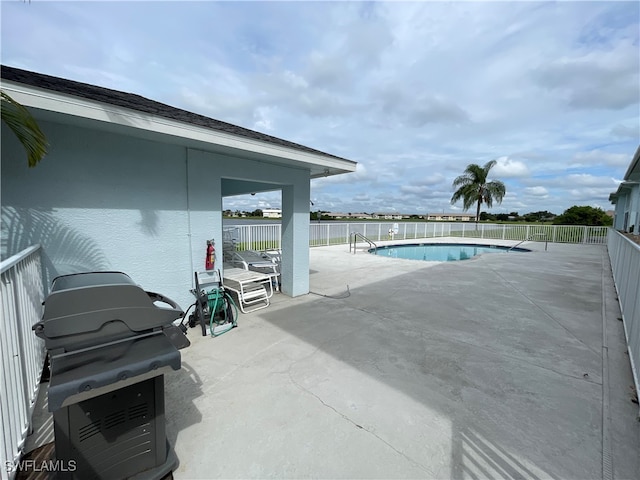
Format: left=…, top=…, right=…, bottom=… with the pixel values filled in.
left=168, top=240, right=639, bottom=479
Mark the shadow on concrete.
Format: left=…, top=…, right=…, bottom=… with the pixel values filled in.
left=257, top=246, right=623, bottom=478
left=163, top=361, right=204, bottom=461
left=450, top=421, right=552, bottom=479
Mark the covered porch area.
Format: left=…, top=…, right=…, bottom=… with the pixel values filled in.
left=1, top=65, right=357, bottom=307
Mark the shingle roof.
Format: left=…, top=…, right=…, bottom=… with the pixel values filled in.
left=1, top=64, right=349, bottom=162
left=624, top=144, right=640, bottom=182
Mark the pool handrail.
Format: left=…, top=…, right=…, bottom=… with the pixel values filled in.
left=349, top=232, right=378, bottom=254
left=509, top=233, right=548, bottom=251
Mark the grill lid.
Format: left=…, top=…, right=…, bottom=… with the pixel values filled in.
left=34, top=271, right=184, bottom=352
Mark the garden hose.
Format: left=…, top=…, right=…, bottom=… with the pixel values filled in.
left=208, top=287, right=239, bottom=337
left=225, top=291, right=239, bottom=325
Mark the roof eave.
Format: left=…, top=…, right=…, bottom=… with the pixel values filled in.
left=623, top=145, right=640, bottom=181
left=610, top=181, right=639, bottom=202
left=2, top=80, right=357, bottom=178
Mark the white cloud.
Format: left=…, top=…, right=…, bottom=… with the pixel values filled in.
left=401, top=174, right=446, bottom=189
left=568, top=187, right=617, bottom=202
left=610, top=123, right=639, bottom=139
left=253, top=107, right=274, bottom=131
left=282, top=70, right=308, bottom=89
left=534, top=42, right=639, bottom=110
left=353, top=193, right=370, bottom=202
left=373, top=86, right=470, bottom=127
left=399, top=185, right=445, bottom=197
left=2, top=0, right=637, bottom=216
left=524, top=186, right=549, bottom=197
left=492, top=157, right=531, bottom=178
left=313, top=163, right=371, bottom=187
left=571, top=150, right=631, bottom=168
left=566, top=173, right=619, bottom=187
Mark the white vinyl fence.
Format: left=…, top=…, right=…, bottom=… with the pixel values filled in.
left=0, top=224, right=623, bottom=477
left=607, top=230, right=640, bottom=405
left=1, top=245, right=46, bottom=480
left=227, top=222, right=609, bottom=251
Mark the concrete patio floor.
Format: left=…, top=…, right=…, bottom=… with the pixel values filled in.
left=21, top=238, right=639, bottom=479
left=166, top=239, right=639, bottom=479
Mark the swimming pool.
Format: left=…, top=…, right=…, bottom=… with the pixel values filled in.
left=372, top=243, right=530, bottom=262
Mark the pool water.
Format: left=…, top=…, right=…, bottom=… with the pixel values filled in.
left=372, top=243, right=529, bottom=262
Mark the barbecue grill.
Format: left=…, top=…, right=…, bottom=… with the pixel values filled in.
left=34, top=271, right=190, bottom=480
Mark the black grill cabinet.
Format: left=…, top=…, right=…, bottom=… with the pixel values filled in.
left=33, top=271, right=189, bottom=480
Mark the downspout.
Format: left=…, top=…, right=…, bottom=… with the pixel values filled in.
left=186, top=150, right=194, bottom=284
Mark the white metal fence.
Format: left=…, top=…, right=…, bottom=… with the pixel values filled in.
left=228, top=222, right=609, bottom=251
left=607, top=230, right=640, bottom=405
left=0, top=226, right=622, bottom=477
left=1, top=245, right=46, bottom=480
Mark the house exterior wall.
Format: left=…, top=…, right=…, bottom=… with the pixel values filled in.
left=427, top=214, right=473, bottom=221
left=629, top=184, right=640, bottom=234
left=188, top=148, right=311, bottom=297
left=2, top=120, right=197, bottom=308
left=613, top=199, right=627, bottom=230
left=2, top=119, right=312, bottom=308
left=611, top=147, right=640, bottom=235
left=613, top=184, right=640, bottom=234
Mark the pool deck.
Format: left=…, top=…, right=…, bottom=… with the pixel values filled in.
left=25, top=238, right=639, bottom=479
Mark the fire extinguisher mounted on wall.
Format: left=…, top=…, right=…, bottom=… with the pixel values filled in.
left=205, top=239, right=215, bottom=270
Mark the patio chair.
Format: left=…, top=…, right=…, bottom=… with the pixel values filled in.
left=228, top=249, right=281, bottom=292
left=261, top=249, right=281, bottom=264
left=222, top=267, right=273, bottom=313
left=222, top=227, right=239, bottom=262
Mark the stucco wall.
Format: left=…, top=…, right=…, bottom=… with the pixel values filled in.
left=613, top=198, right=626, bottom=231
left=188, top=148, right=311, bottom=296
left=2, top=120, right=216, bottom=309
left=614, top=185, right=640, bottom=234
left=2, top=117, right=312, bottom=309
left=630, top=184, right=640, bottom=234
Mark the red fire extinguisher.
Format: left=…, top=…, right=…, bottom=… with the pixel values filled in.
left=205, top=239, right=215, bottom=270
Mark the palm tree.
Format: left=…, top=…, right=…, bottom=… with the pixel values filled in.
left=1, top=91, right=48, bottom=167
left=450, top=160, right=506, bottom=224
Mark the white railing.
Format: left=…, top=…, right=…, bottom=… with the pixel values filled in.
left=228, top=222, right=609, bottom=251
left=1, top=245, right=46, bottom=480
left=607, top=230, right=640, bottom=405
left=229, top=223, right=281, bottom=251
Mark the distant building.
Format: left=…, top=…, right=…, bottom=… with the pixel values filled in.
left=325, top=212, right=420, bottom=220
left=427, top=213, right=474, bottom=222
left=325, top=212, right=375, bottom=219
left=262, top=208, right=282, bottom=218
left=377, top=213, right=405, bottom=220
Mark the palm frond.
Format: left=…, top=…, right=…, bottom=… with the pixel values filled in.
left=483, top=159, right=498, bottom=173
left=486, top=180, right=506, bottom=205
left=452, top=173, right=472, bottom=188
left=1, top=91, right=48, bottom=167
left=465, top=163, right=486, bottom=182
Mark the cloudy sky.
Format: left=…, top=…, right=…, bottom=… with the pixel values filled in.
left=2, top=0, right=638, bottom=216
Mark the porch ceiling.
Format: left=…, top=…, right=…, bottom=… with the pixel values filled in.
left=222, top=179, right=281, bottom=197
